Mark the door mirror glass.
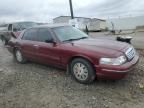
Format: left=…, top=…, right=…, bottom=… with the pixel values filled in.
left=45, top=38, right=56, bottom=43
left=45, top=38, right=54, bottom=43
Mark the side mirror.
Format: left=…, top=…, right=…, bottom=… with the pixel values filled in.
left=45, top=38, right=56, bottom=43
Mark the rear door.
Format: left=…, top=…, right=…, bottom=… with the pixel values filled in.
left=35, top=28, right=61, bottom=66
left=20, top=28, right=38, bottom=60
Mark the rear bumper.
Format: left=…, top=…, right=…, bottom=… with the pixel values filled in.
left=95, top=54, right=139, bottom=80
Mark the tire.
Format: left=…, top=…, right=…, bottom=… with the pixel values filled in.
left=70, top=58, right=96, bottom=84
left=14, top=48, right=27, bottom=63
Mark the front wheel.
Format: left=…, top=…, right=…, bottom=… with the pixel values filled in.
left=14, top=49, right=27, bottom=63
left=70, top=58, right=96, bottom=84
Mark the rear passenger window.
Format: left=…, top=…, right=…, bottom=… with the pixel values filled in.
left=22, top=28, right=38, bottom=41
left=37, top=28, right=53, bottom=42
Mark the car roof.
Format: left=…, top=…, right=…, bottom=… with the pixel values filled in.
left=33, top=23, right=71, bottom=29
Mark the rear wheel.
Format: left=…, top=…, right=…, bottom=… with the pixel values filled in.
left=14, top=49, right=27, bottom=63
left=70, top=58, right=96, bottom=84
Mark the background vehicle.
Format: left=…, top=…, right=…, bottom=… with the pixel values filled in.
left=7, top=24, right=139, bottom=84
left=0, top=22, right=38, bottom=45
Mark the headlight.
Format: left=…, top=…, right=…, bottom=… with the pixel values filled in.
left=100, top=56, right=127, bottom=65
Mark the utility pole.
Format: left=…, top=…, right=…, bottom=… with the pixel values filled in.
left=69, top=0, right=74, bottom=19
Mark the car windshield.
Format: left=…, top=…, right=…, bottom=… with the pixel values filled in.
left=52, top=26, right=88, bottom=42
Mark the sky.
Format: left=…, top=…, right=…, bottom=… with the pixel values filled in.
left=0, top=0, right=144, bottom=23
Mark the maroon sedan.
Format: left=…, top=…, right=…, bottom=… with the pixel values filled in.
left=7, top=24, right=139, bottom=84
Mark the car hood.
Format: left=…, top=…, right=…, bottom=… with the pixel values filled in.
left=71, top=38, right=129, bottom=57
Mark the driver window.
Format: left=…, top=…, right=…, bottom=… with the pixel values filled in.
left=37, top=28, right=53, bottom=42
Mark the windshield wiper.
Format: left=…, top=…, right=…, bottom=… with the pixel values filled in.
left=62, top=38, right=79, bottom=42
left=77, top=37, right=88, bottom=40
left=62, top=37, right=88, bottom=42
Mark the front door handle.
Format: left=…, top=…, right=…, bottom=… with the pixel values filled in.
left=33, top=45, right=39, bottom=47
left=33, top=45, right=39, bottom=49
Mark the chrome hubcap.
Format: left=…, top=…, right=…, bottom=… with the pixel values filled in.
left=73, top=63, right=88, bottom=81
left=16, top=50, right=22, bottom=62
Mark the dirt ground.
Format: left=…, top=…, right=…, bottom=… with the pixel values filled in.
left=0, top=41, right=144, bottom=108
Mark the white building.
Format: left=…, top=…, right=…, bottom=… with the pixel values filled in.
left=53, top=16, right=106, bottom=31
left=87, top=18, right=106, bottom=31
left=53, top=16, right=90, bottom=24
left=107, top=16, right=144, bottom=31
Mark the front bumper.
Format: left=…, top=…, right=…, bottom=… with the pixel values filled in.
left=95, top=53, right=139, bottom=80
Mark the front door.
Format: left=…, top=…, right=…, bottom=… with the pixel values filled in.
left=35, top=28, right=61, bottom=66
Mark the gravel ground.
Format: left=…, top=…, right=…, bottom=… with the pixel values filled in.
left=0, top=41, right=144, bottom=108
left=89, top=32, right=144, bottom=49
